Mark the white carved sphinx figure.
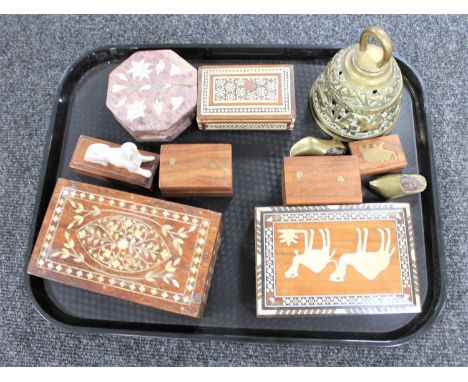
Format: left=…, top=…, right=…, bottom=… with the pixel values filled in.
left=84, top=142, right=155, bottom=178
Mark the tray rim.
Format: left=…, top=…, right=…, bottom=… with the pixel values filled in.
left=24, top=43, right=446, bottom=347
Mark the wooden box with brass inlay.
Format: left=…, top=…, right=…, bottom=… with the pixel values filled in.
left=282, top=156, right=362, bottom=206
left=159, top=144, right=233, bottom=197
left=348, top=134, right=408, bottom=177
left=69, top=135, right=160, bottom=190
left=255, top=204, right=421, bottom=316
left=196, top=65, right=296, bottom=130
left=27, top=179, right=222, bottom=318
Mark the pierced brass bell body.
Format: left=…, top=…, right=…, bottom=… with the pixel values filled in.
left=310, top=27, right=403, bottom=141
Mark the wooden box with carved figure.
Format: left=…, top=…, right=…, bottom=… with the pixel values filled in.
left=159, top=144, right=233, bottom=197
left=106, top=50, right=197, bottom=142
left=69, top=135, right=160, bottom=190
left=282, top=156, right=362, bottom=205
left=348, top=134, right=408, bottom=177
left=27, top=179, right=222, bottom=318
left=255, top=204, right=421, bottom=316
left=196, top=65, right=296, bottom=130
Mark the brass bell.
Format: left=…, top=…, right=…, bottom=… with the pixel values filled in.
left=310, top=26, right=403, bottom=141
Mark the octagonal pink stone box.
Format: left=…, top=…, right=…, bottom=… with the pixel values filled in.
left=106, top=50, right=197, bottom=142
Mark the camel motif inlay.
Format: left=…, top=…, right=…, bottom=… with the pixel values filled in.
left=329, top=227, right=395, bottom=282
left=279, top=228, right=336, bottom=278
left=359, top=142, right=397, bottom=163
left=279, top=227, right=396, bottom=283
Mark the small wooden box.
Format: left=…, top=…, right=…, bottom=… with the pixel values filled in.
left=255, top=204, right=421, bottom=316
left=348, top=135, right=408, bottom=176
left=197, top=65, right=296, bottom=130
left=159, top=144, right=233, bottom=197
left=282, top=156, right=362, bottom=205
left=69, top=135, right=159, bottom=190
left=27, top=179, right=222, bottom=318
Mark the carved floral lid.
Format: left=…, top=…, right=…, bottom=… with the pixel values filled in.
left=106, top=50, right=197, bottom=142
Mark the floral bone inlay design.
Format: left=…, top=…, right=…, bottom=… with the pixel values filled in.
left=106, top=50, right=197, bottom=142
left=28, top=179, right=222, bottom=318
left=76, top=214, right=173, bottom=273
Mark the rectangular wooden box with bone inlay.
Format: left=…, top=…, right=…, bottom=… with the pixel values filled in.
left=282, top=156, right=362, bottom=206
left=196, top=65, right=296, bottom=130
left=159, top=144, right=233, bottom=197
left=255, top=203, right=421, bottom=316
left=348, top=134, right=408, bottom=177
left=27, top=178, right=222, bottom=318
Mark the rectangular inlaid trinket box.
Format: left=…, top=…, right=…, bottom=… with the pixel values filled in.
left=196, top=65, right=296, bottom=130
left=282, top=156, right=362, bottom=205
left=159, top=144, right=233, bottom=197
left=27, top=179, right=222, bottom=318
left=69, top=135, right=160, bottom=190
left=255, top=203, right=421, bottom=316
left=348, top=134, right=408, bottom=177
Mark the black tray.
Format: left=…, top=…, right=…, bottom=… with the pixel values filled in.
left=25, top=45, right=445, bottom=346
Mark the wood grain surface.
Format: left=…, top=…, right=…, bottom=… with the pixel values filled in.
left=348, top=134, right=408, bottom=176
left=255, top=204, right=420, bottom=316
left=159, top=144, right=233, bottom=197
left=282, top=156, right=362, bottom=205
left=27, top=178, right=222, bottom=318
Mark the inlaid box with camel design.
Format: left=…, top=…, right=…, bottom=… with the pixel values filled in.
left=348, top=134, right=408, bottom=177
left=255, top=204, right=420, bottom=316
left=27, top=179, right=222, bottom=318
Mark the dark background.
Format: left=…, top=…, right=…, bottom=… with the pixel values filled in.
left=0, top=14, right=466, bottom=366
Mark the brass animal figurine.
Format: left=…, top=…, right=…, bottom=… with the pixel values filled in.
left=369, top=174, right=427, bottom=199
left=290, top=136, right=346, bottom=156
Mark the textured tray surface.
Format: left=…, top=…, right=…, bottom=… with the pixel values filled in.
left=26, top=46, right=439, bottom=343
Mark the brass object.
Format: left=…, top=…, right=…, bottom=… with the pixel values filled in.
left=310, top=26, right=403, bottom=141
left=369, top=174, right=427, bottom=199
left=337, top=175, right=346, bottom=183
left=359, top=142, right=397, bottom=163
left=290, top=136, right=347, bottom=156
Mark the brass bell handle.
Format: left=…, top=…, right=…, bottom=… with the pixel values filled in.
left=359, top=26, right=393, bottom=69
